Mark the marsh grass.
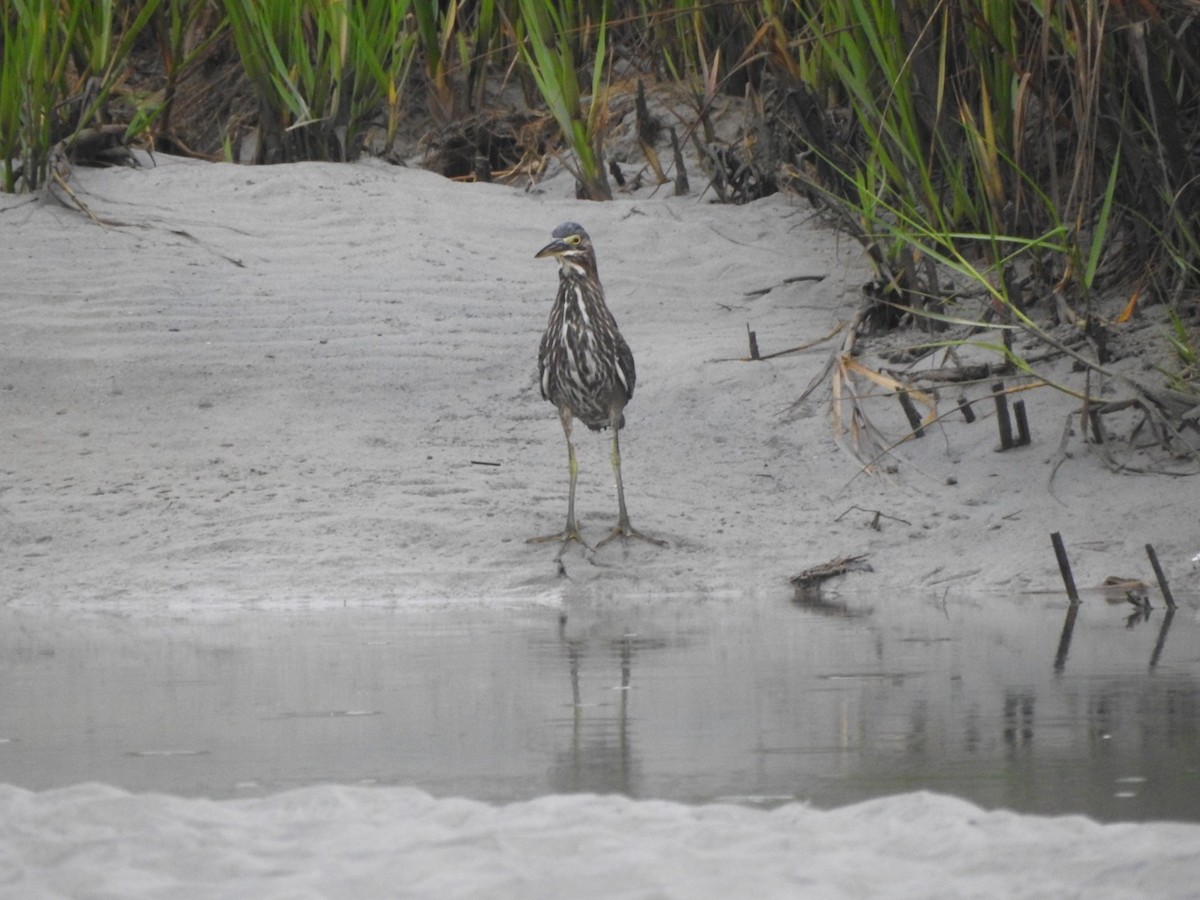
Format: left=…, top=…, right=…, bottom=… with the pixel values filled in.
left=3, top=0, right=1197, bottom=394
left=0, top=0, right=162, bottom=191
left=516, top=0, right=611, bottom=199
left=223, top=0, right=416, bottom=162
left=775, top=0, right=1199, bottom=412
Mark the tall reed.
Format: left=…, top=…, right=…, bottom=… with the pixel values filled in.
left=516, top=0, right=611, bottom=199
left=0, top=0, right=162, bottom=192
left=784, top=0, right=1200, bottom=328
left=224, top=0, right=415, bottom=162
left=3, top=0, right=1199, bottom=358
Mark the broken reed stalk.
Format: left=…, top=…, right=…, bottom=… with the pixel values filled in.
left=897, top=390, right=925, bottom=437
left=1145, top=543, right=1177, bottom=609
left=993, top=381, right=1015, bottom=450
left=669, top=127, right=689, bottom=195
left=957, top=396, right=976, bottom=423
left=1050, top=531, right=1080, bottom=604
left=747, top=325, right=760, bottom=360
left=1012, top=399, right=1031, bottom=446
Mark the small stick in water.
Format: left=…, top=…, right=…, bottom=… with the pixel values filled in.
left=1051, top=531, right=1080, bottom=604
left=1145, top=543, right=1177, bottom=609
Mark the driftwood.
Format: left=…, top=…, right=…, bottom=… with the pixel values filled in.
left=789, top=554, right=873, bottom=589
left=1101, top=576, right=1151, bottom=609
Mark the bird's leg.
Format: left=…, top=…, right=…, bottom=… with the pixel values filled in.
left=528, top=407, right=590, bottom=557
left=596, top=412, right=668, bottom=550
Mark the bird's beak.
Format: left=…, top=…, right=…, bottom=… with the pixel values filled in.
left=535, top=239, right=568, bottom=259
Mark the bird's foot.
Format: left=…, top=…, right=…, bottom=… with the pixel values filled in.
left=596, top=520, right=668, bottom=550
left=527, top=526, right=591, bottom=560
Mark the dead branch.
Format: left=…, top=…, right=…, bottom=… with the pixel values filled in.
left=789, top=554, right=873, bottom=589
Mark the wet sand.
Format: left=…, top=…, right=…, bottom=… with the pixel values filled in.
left=4, top=153, right=1196, bottom=608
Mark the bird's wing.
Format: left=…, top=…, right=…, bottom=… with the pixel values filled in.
left=615, top=333, right=636, bottom=401
left=537, top=327, right=552, bottom=401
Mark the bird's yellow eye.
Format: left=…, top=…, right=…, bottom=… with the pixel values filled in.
left=566, top=235, right=580, bottom=245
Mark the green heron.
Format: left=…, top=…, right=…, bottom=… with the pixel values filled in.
left=528, top=222, right=667, bottom=556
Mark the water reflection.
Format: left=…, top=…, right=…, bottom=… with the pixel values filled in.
left=0, top=589, right=1196, bottom=823
left=1055, top=599, right=1181, bottom=672
left=548, top=627, right=637, bottom=796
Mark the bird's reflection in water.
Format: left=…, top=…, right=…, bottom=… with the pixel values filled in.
left=546, top=588, right=673, bottom=796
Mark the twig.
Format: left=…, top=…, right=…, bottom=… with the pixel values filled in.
left=993, top=381, right=1015, bottom=450
left=891, top=360, right=1015, bottom=384
left=740, top=321, right=845, bottom=363
left=1086, top=401, right=1200, bottom=475
left=47, top=153, right=115, bottom=226
left=787, top=306, right=865, bottom=412
left=897, top=390, right=925, bottom=437
left=1047, top=414, right=1074, bottom=504
left=957, top=396, right=977, bottom=423
left=1145, top=543, right=1177, bottom=609
left=669, top=126, right=689, bottom=196
left=834, top=506, right=911, bottom=529
left=1012, top=399, right=1031, bottom=446
left=743, top=274, right=827, bottom=298
left=1050, top=531, right=1080, bottom=604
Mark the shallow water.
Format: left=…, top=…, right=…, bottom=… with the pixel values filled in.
left=2, top=590, right=1197, bottom=822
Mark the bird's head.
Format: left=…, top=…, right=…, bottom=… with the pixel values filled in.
left=536, top=222, right=595, bottom=276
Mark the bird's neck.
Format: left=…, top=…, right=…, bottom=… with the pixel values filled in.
left=557, top=257, right=596, bottom=282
